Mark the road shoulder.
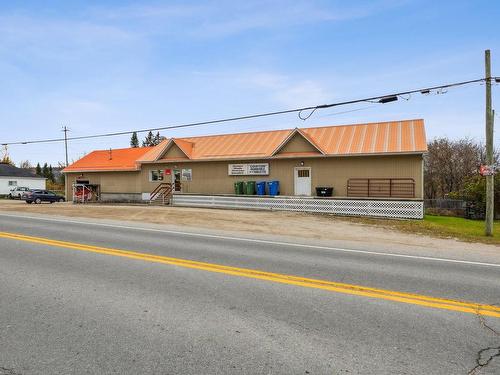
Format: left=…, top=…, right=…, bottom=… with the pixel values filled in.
left=0, top=201, right=499, bottom=265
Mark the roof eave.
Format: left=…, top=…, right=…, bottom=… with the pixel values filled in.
left=0, top=175, right=46, bottom=179
left=136, top=151, right=426, bottom=164
left=63, top=168, right=141, bottom=173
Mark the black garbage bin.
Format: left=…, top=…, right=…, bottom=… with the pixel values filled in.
left=316, top=187, right=333, bottom=197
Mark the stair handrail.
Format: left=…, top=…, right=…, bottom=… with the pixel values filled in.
left=150, top=182, right=173, bottom=201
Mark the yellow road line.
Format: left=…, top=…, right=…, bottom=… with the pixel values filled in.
left=1, top=230, right=499, bottom=318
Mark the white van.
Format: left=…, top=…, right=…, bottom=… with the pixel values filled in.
left=9, top=186, right=31, bottom=199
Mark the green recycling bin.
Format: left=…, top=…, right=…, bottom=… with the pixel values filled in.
left=234, top=181, right=244, bottom=195
left=244, top=181, right=256, bottom=195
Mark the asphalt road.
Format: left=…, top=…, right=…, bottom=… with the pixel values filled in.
left=0, top=213, right=499, bottom=375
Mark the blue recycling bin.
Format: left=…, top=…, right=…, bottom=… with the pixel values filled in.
left=267, top=180, right=280, bottom=196
left=256, top=181, right=266, bottom=195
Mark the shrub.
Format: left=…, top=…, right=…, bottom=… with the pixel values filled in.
left=462, top=175, right=500, bottom=218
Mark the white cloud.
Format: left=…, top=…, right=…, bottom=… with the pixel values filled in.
left=0, top=0, right=413, bottom=60
left=86, top=0, right=409, bottom=38
left=238, top=71, right=331, bottom=107
left=274, top=80, right=330, bottom=107
left=189, top=1, right=394, bottom=37
left=245, top=72, right=288, bottom=90
left=89, top=3, right=206, bottom=20
left=0, top=14, right=140, bottom=63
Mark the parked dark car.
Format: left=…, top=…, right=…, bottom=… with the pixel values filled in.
left=25, top=190, right=65, bottom=204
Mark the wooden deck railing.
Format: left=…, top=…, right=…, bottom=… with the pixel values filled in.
left=347, top=178, right=415, bottom=198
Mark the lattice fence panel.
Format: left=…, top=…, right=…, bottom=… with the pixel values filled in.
left=172, top=195, right=423, bottom=219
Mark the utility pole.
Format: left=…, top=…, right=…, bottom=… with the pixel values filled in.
left=62, top=126, right=69, bottom=167
left=485, top=50, right=494, bottom=236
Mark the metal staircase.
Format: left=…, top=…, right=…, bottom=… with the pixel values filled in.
left=149, top=183, right=174, bottom=206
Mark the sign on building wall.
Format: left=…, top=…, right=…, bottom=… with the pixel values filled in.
left=228, top=163, right=269, bottom=176
left=228, top=164, right=246, bottom=175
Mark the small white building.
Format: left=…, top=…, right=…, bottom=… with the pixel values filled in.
left=0, top=163, right=46, bottom=195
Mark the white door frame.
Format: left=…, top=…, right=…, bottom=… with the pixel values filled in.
left=294, top=167, right=312, bottom=196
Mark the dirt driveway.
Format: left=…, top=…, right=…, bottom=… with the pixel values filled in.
left=1, top=200, right=499, bottom=262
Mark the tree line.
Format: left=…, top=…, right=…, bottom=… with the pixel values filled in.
left=425, top=138, right=492, bottom=198
left=130, top=131, right=165, bottom=148
left=2, top=158, right=60, bottom=184
left=34, top=162, right=57, bottom=183
left=424, top=137, right=499, bottom=213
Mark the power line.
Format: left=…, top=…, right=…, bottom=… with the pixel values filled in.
left=2, top=77, right=497, bottom=147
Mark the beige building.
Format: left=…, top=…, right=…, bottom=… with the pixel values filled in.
left=63, top=120, right=427, bottom=202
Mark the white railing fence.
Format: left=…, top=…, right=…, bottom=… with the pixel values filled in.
left=172, top=195, right=423, bottom=219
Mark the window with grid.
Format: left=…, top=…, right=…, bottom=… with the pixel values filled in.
left=297, top=169, right=310, bottom=178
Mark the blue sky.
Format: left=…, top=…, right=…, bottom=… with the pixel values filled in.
left=1, top=0, right=499, bottom=166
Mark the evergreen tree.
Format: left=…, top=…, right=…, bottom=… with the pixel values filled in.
left=42, top=163, right=49, bottom=179
left=59, top=172, right=65, bottom=185
left=130, top=132, right=139, bottom=148
left=48, top=165, right=54, bottom=183
left=35, top=163, right=42, bottom=176
left=142, top=131, right=165, bottom=147
left=142, top=131, right=155, bottom=147
left=153, top=132, right=166, bottom=146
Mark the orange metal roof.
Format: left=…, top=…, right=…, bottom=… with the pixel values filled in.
left=63, top=147, right=153, bottom=172
left=173, top=138, right=194, bottom=158
left=184, top=129, right=291, bottom=159
left=138, top=139, right=169, bottom=162
left=301, top=120, right=426, bottom=154
left=65, top=120, right=426, bottom=172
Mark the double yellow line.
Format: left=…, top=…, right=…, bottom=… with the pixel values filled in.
left=1, top=230, right=499, bottom=318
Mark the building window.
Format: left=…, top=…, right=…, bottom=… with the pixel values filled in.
left=8, top=181, right=17, bottom=186
left=181, top=168, right=192, bottom=181
left=297, top=169, right=310, bottom=178
left=150, top=170, right=164, bottom=182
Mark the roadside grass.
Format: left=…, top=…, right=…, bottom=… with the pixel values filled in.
left=343, top=215, right=500, bottom=245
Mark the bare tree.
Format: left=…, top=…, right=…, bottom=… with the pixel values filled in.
left=18, top=160, right=32, bottom=169
left=424, top=137, right=499, bottom=199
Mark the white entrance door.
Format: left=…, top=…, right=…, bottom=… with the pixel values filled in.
left=294, top=167, right=311, bottom=196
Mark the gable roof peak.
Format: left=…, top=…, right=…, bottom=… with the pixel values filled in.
left=152, top=137, right=193, bottom=160
left=271, top=127, right=326, bottom=156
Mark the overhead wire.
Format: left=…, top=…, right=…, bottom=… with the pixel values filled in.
left=1, top=77, right=497, bottom=146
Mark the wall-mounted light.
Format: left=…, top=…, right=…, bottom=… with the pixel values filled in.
left=300, top=161, right=304, bottom=166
